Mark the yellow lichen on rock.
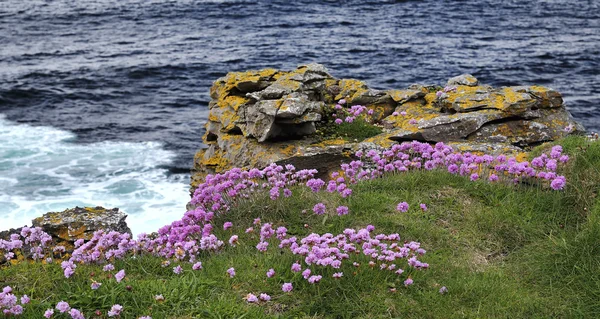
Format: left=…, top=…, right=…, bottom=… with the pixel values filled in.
left=334, top=79, right=369, bottom=102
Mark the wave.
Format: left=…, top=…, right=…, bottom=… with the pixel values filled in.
left=0, top=115, right=190, bottom=235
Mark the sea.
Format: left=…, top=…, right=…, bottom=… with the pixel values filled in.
left=1, top=0, right=598, bottom=235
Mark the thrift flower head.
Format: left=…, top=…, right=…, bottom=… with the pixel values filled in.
left=223, top=222, right=233, bottom=230
left=419, top=203, right=428, bottom=211
left=336, top=205, right=349, bottom=216
left=173, top=265, right=183, bottom=274
left=56, top=301, right=70, bottom=313
left=282, top=283, right=293, bottom=292
left=246, top=293, right=258, bottom=303
left=291, top=262, right=302, bottom=272
left=44, top=309, right=54, bottom=318
left=69, top=308, right=84, bottom=319
left=439, top=286, right=448, bottom=294
left=115, top=269, right=126, bottom=283
left=266, top=268, right=275, bottom=278
left=20, top=295, right=30, bottom=304
left=103, top=264, right=115, bottom=272
left=313, top=203, right=326, bottom=215
left=108, top=304, right=123, bottom=317
left=259, top=293, right=271, bottom=301
left=404, top=278, right=414, bottom=286
left=192, top=262, right=203, bottom=270
left=333, top=272, right=343, bottom=278
left=308, top=275, right=322, bottom=284
left=91, top=281, right=102, bottom=290
left=227, top=267, right=236, bottom=278
left=396, top=202, right=409, bottom=213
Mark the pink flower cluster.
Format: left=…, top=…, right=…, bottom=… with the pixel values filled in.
left=332, top=100, right=371, bottom=125
left=275, top=226, right=428, bottom=285
left=0, top=286, right=28, bottom=316
left=340, top=141, right=568, bottom=191
left=0, top=226, right=52, bottom=262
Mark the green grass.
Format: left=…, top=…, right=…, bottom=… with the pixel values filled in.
left=2, top=136, right=600, bottom=318
left=316, top=117, right=383, bottom=141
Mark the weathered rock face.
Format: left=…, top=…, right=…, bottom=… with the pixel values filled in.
left=32, top=206, right=131, bottom=243
left=192, top=64, right=584, bottom=191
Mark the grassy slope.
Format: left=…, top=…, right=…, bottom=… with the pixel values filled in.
left=2, top=136, right=599, bottom=318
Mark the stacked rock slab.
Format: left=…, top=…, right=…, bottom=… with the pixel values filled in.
left=32, top=206, right=131, bottom=245
left=192, top=64, right=584, bottom=191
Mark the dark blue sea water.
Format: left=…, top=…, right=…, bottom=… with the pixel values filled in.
left=0, top=0, right=599, bottom=233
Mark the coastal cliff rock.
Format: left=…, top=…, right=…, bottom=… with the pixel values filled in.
left=192, top=64, right=584, bottom=191
left=32, top=206, right=131, bottom=243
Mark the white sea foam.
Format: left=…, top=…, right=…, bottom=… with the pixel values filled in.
left=0, top=115, right=189, bottom=235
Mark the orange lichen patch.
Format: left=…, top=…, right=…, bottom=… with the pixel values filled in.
left=515, top=152, right=529, bottom=162
left=218, top=95, right=249, bottom=112
left=362, top=133, right=396, bottom=149
left=309, top=138, right=348, bottom=149
left=210, top=68, right=281, bottom=100
left=528, top=86, right=563, bottom=108
left=334, top=79, right=369, bottom=102
left=279, top=144, right=299, bottom=157
left=200, top=150, right=229, bottom=172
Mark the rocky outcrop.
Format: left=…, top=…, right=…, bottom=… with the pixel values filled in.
left=192, top=64, right=584, bottom=191
left=32, top=206, right=131, bottom=243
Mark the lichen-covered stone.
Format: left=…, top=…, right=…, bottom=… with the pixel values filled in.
left=32, top=206, right=131, bottom=243
left=447, top=74, right=479, bottom=87
left=191, top=64, right=585, bottom=195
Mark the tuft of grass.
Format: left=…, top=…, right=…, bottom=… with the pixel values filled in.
left=2, top=137, right=599, bottom=318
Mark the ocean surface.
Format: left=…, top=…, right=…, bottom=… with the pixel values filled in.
left=1, top=0, right=599, bottom=234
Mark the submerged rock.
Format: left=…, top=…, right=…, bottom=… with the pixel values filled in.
left=191, top=64, right=585, bottom=193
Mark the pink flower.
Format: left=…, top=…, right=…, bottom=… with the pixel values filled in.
left=20, top=295, right=30, bottom=304
left=313, top=203, right=326, bottom=215
left=404, top=278, right=414, bottom=286
left=192, top=262, right=203, bottom=270
left=266, top=268, right=275, bottom=278
left=439, top=286, right=448, bottom=294
left=332, top=272, right=343, bottom=279
left=259, top=293, right=271, bottom=301
left=227, top=267, right=236, bottom=278
left=56, top=301, right=70, bottom=313
left=108, top=304, right=123, bottom=317
left=173, top=265, right=183, bottom=274
left=396, top=202, right=409, bottom=213
left=334, top=118, right=343, bottom=125
left=291, top=262, right=302, bottom=272
left=91, top=281, right=102, bottom=290
left=336, top=206, right=349, bottom=216
left=246, top=293, right=258, bottom=303
left=103, top=264, right=115, bottom=272
left=419, top=203, right=427, bottom=211
left=115, top=269, right=125, bottom=283
left=307, top=275, right=322, bottom=284
left=44, top=309, right=54, bottom=318
left=223, top=222, right=233, bottom=230
left=302, top=268, right=311, bottom=279
left=409, top=119, right=417, bottom=125
left=228, top=235, right=239, bottom=246
left=338, top=99, right=346, bottom=105
left=69, top=308, right=84, bottom=319
left=282, top=283, right=293, bottom=292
